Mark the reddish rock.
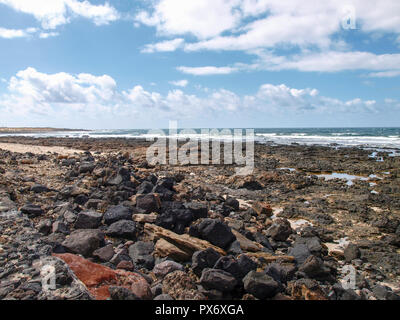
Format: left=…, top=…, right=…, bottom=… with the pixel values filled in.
left=54, top=253, right=151, bottom=300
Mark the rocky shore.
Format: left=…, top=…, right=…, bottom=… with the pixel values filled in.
left=0, top=136, right=399, bottom=300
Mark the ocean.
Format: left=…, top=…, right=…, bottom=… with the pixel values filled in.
left=2, top=127, right=400, bottom=151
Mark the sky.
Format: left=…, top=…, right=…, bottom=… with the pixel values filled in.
left=0, top=0, right=400, bottom=129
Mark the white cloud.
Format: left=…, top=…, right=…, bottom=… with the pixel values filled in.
left=39, top=31, right=59, bottom=39
left=138, top=0, right=400, bottom=50
left=177, top=66, right=238, bottom=75
left=228, top=50, right=400, bottom=75
left=1, top=68, right=394, bottom=122
left=141, top=38, right=184, bottom=53
left=138, top=0, right=400, bottom=76
left=169, top=80, right=188, bottom=87
left=0, top=27, right=37, bottom=38
left=135, top=0, right=241, bottom=39
left=367, top=70, right=400, bottom=78
left=0, top=0, right=119, bottom=29
left=2, top=67, right=118, bottom=117
left=0, top=27, right=26, bottom=38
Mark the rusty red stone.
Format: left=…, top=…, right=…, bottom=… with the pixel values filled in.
left=54, top=253, right=151, bottom=300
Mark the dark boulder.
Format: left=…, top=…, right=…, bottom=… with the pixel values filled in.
left=200, top=269, right=237, bottom=292
left=344, top=244, right=361, bottom=263
left=155, top=207, right=193, bottom=234
left=106, top=167, right=131, bottom=186
left=79, top=162, right=95, bottom=174
left=62, top=229, right=105, bottom=257
left=136, top=181, right=154, bottom=195
left=52, top=221, right=69, bottom=234
left=74, top=211, right=103, bottom=229
left=185, top=202, right=208, bottom=220
left=237, top=255, right=258, bottom=279
left=193, top=219, right=236, bottom=249
left=106, top=220, right=137, bottom=239
left=103, top=205, right=132, bottom=225
left=93, top=244, right=115, bottom=262
left=243, top=271, right=279, bottom=299
left=30, top=184, right=49, bottom=193
left=136, top=194, right=160, bottom=214
left=225, top=197, right=239, bottom=211
left=20, top=203, right=44, bottom=217
left=192, top=248, right=221, bottom=277
left=298, top=255, right=332, bottom=281
left=265, top=262, right=296, bottom=284
left=213, top=256, right=242, bottom=280
left=128, top=241, right=155, bottom=270
left=74, top=194, right=89, bottom=206
left=265, top=218, right=293, bottom=242
left=288, top=243, right=312, bottom=265
left=37, top=219, right=52, bottom=235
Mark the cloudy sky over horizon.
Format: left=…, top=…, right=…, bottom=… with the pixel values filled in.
left=0, top=0, right=400, bottom=129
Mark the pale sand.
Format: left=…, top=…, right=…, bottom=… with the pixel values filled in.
left=0, top=143, right=83, bottom=155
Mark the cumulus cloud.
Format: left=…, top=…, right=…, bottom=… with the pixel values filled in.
left=177, top=66, right=238, bottom=76
left=0, top=27, right=36, bottom=38
left=137, top=0, right=400, bottom=76
left=247, top=50, right=400, bottom=73
left=367, top=70, right=400, bottom=78
left=39, top=31, right=60, bottom=39
left=141, top=38, right=184, bottom=53
left=0, top=0, right=119, bottom=29
left=169, top=80, right=188, bottom=87
left=137, top=0, right=400, bottom=48
left=135, top=0, right=242, bottom=39
left=1, top=68, right=395, bottom=123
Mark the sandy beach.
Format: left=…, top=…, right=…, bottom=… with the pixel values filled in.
left=0, top=143, right=84, bottom=155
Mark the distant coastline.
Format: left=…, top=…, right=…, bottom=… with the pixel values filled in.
left=0, top=127, right=89, bottom=134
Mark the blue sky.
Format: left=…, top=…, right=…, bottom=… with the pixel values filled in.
left=0, top=0, right=399, bottom=129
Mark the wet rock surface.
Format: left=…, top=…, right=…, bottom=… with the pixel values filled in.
left=0, top=137, right=400, bottom=300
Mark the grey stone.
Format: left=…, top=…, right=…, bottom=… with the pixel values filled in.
left=185, top=202, right=208, bottom=220
left=103, top=205, right=132, bottom=225
left=214, top=256, right=242, bottom=280
left=31, top=184, right=49, bottom=193
left=21, top=204, right=44, bottom=217
left=74, top=211, right=103, bottom=229
left=243, top=271, right=279, bottom=299
left=62, top=229, right=105, bottom=257
left=153, top=261, right=183, bottom=278
left=79, top=162, right=95, bottom=174
left=52, top=221, right=69, bottom=234
left=196, top=218, right=236, bottom=249
left=192, top=248, right=221, bottom=277
left=344, top=244, right=360, bottom=262
left=136, top=194, right=160, bottom=214
left=288, top=243, right=312, bottom=265
left=37, top=219, right=52, bottom=235
left=128, top=241, right=155, bottom=270
left=106, top=220, right=137, bottom=239
left=265, top=218, right=293, bottom=242
left=200, top=269, right=237, bottom=292
left=93, top=244, right=115, bottom=262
